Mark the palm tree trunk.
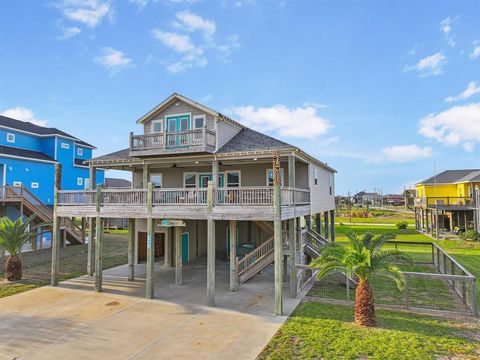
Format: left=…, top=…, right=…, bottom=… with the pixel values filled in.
left=354, top=279, right=376, bottom=327
left=5, top=254, right=22, bottom=281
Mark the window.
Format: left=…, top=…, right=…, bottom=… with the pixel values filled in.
left=184, top=173, right=196, bottom=188
left=6, top=133, right=15, bottom=143
left=151, top=120, right=163, bottom=133
left=77, top=148, right=83, bottom=156
left=150, top=173, right=163, bottom=188
left=226, top=171, right=240, bottom=187
left=266, top=169, right=284, bottom=186
left=13, top=181, right=22, bottom=187
left=77, top=177, right=83, bottom=186
left=329, top=174, right=334, bottom=195
left=61, top=142, right=70, bottom=149
left=31, top=182, right=39, bottom=189
left=314, top=168, right=319, bottom=186
left=193, top=115, right=205, bottom=129
left=84, top=178, right=91, bottom=190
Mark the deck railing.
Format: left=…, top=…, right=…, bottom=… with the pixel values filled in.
left=130, top=129, right=216, bottom=153
left=237, top=236, right=274, bottom=276
left=57, top=186, right=310, bottom=207
left=415, top=196, right=475, bottom=207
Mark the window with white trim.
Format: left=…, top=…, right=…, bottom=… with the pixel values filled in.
left=266, top=169, right=284, bottom=186
left=31, top=182, right=39, bottom=189
left=226, top=171, right=240, bottom=187
left=329, top=174, right=334, bottom=195
left=13, top=181, right=22, bottom=187
left=151, top=120, right=164, bottom=133
left=193, top=115, right=205, bottom=129
left=77, top=148, right=83, bottom=156
left=184, top=173, right=196, bottom=188
left=150, top=173, right=163, bottom=188
left=6, top=133, right=15, bottom=143
left=61, top=142, right=70, bottom=149
left=84, top=178, right=91, bottom=190
left=314, top=168, right=319, bottom=186
left=77, top=177, right=83, bottom=186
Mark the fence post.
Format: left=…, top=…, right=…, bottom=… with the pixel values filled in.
left=404, top=278, right=408, bottom=308
left=431, top=243, right=435, bottom=266
left=472, top=278, right=478, bottom=316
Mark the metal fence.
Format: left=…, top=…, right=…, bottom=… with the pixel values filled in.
left=305, top=241, right=477, bottom=316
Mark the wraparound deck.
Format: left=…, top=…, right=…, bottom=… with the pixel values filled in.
left=414, top=196, right=476, bottom=210
left=57, top=186, right=311, bottom=221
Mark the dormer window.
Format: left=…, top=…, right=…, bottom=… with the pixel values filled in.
left=6, top=133, right=15, bottom=143
left=151, top=120, right=163, bottom=133
left=193, top=115, right=205, bottom=129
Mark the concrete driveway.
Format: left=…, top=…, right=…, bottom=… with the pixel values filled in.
left=0, top=260, right=299, bottom=359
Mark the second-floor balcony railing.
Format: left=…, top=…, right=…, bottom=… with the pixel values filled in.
left=129, top=129, right=216, bottom=155
left=414, top=196, right=475, bottom=207
left=58, top=187, right=311, bottom=208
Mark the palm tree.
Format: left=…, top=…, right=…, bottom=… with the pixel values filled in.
left=0, top=215, right=39, bottom=281
left=310, top=232, right=412, bottom=327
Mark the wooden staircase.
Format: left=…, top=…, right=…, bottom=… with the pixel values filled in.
left=0, top=185, right=84, bottom=245
left=238, top=236, right=274, bottom=283
left=304, top=228, right=357, bottom=287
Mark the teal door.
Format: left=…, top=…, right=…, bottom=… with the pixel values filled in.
left=181, top=233, right=189, bottom=263
left=166, top=115, right=190, bottom=147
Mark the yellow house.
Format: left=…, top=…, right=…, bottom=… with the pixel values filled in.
left=415, top=169, right=480, bottom=235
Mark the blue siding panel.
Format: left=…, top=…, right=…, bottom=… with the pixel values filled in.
left=0, top=129, right=42, bottom=152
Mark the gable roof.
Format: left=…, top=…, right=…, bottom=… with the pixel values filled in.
left=417, top=169, right=480, bottom=185
left=0, top=145, right=57, bottom=163
left=105, top=177, right=132, bottom=188
left=0, top=115, right=95, bottom=148
left=136, top=93, right=244, bottom=129
left=217, top=128, right=293, bottom=153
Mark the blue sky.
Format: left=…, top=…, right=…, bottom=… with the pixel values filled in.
left=1, top=0, right=479, bottom=195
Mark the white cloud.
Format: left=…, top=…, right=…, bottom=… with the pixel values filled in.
left=303, top=101, right=328, bottom=109
left=129, top=0, right=149, bottom=8
left=175, top=10, right=216, bottom=41
left=94, top=47, right=133, bottom=72
left=440, top=17, right=456, bottom=47
left=228, top=104, right=332, bottom=139
left=0, top=107, right=47, bottom=127
left=57, top=25, right=81, bottom=40
left=418, top=102, right=480, bottom=150
left=404, top=53, right=446, bottom=77
left=470, top=43, right=480, bottom=59
left=57, top=0, right=114, bottom=28
left=445, top=82, right=480, bottom=102
left=380, top=145, right=433, bottom=163
left=152, top=11, right=239, bottom=73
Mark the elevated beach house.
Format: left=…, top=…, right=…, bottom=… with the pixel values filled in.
left=0, top=114, right=104, bottom=246
left=52, top=93, right=336, bottom=315
left=415, top=169, right=480, bottom=236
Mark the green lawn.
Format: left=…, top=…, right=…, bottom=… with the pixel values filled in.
left=334, top=225, right=480, bottom=312
left=0, top=232, right=128, bottom=299
left=336, top=217, right=415, bottom=225
left=259, top=302, right=480, bottom=360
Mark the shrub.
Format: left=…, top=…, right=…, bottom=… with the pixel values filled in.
left=459, top=230, right=480, bottom=241
left=396, top=221, right=408, bottom=229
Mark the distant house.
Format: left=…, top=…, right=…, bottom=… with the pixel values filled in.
left=415, top=169, right=480, bottom=234
left=0, top=114, right=105, bottom=246
left=353, top=191, right=379, bottom=205
left=382, top=194, right=405, bottom=206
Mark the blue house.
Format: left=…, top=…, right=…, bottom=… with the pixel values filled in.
left=0, top=114, right=104, bottom=245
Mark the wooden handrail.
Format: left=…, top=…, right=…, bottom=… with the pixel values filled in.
left=238, top=236, right=274, bottom=275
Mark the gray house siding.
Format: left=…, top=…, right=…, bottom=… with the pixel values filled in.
left=143, top=99, right=215, bottom=135
left=309, top=164, right=335, bottom=214
left=216, top=121, right=241, bottom=150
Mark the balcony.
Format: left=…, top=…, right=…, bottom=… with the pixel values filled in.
left=414, top=196, right=476, bottom=209
left=129, top=129, right=216, bottom=156
left=56, top=187, right=311, bottom=221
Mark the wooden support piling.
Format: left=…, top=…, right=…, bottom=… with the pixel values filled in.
left=175, top=226, right=182, bottom=286
left=128, top=218, right=135, bottom=281
left=273, top=151, right=283, bottom=316
left=146, top=182, right=155, bottom=299
left=207, top=180, right=215, bottom=306
left=50, top=164, right=61, bottom=287
left=288, top=218, right=297, bottom=298
left=229, top=220, right=237, bottom=291
left=94, top=185, right=103, bottom=292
